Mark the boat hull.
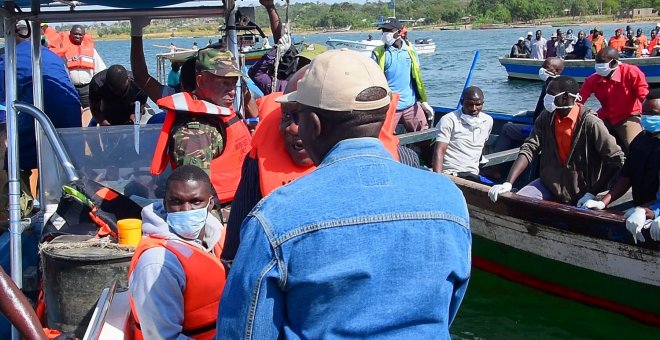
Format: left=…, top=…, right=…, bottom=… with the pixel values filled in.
left=498, top=56, right=660, bottom=83
left=327, top=38, right=436, bottom=56
left=451, top=176, right=660, bottom=326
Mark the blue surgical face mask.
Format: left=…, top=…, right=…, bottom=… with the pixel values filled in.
left=641, top=115, right=660, bottom=134
left=166, top=199, right=211, bottom=240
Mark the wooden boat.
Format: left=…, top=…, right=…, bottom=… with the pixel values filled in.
left=326, top=38, right=437, bottom=56
left=499, top=56, right=660, bottom=83
left=399, top=108, right=660, bottom=326
left=413, top=38, right=436, bottom=55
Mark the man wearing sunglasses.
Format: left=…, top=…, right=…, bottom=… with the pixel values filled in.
left=218, top=49, right=471, bottom=338
left=151, top=48, right=252, bottom=204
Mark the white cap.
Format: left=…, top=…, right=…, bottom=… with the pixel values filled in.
left=527, top=31, right=533, bottom=36
left=518, top=37, right=524, bottom=41
left=276, top=49, right=391, bottom=111
left=551, top=32, right=558, bottom=38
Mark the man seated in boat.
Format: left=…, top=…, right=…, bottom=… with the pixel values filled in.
left=129, top=18, right=259, bottom=118
left=150, top=48, right=252, bottom=205
left=510, top=37, right=527, bottom=58
left=433, top=86, right=493, bottom=183
left=580, top=89, right=660, bottom=241
left=248, top=0, right=328, bottom=95
left=577, top=47, right=649, bottom=153
left=128, top=165, right=226, bottom=339
left=566, top=31, right=592, bottom=60
left=88, top=64, right=147, bottom=126
left=648, top=30, right=660, bottom=56
left=485, top=58, right=564, bottom=180
left=488, top=76, right=624, bottom=206
left=222, top=66, right=418, bottom=267
left=608, top=28, right=627, bottom=53
left=217, top=49, right=471, bottom=338
left=372, top=18, right=433, bottom=133
left=621, top=30, right=638, bottom=58
left=589, top=27, right=607, bottom=56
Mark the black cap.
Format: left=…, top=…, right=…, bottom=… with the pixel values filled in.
left=378, top=18, right=403, bottom=31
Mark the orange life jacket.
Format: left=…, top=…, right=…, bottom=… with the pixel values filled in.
left=61, top=32, right=95, bottom=69
left=151, top=92, right=252, bottom=203
left=608, top=36, right=627, bottom=52
left=250, top=93, right=401, bottom=196
left=128, top=236, right=225, bottom=340
left=43, top=27, right=64, bottom=55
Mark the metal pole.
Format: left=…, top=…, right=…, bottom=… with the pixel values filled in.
left=30, top=19, right=45, bottom=208
left=225, top=0, right=243, bottom=116
left=13, top=103, right=79, bottom=183
left=3, top=7, right=23, bottom=340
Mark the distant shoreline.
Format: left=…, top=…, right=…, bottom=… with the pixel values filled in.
left=89, top=18, right=660, bottom=42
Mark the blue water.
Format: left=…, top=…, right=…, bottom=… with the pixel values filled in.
left=92, top=25, right=660, bottom=338
left=95, top=22, right=658, bottom=115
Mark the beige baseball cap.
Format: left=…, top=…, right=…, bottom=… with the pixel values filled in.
left=276, top=49, right=391, bottom=111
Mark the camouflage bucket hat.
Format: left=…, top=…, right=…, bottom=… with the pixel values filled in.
left=196, top=48, right=245, bottom=77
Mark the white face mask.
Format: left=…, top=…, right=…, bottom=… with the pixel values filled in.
left=381, top=32, right=398, bottom=46
left=460, top=112, right=483, bottom=126
left=538, top=68, right=557, bottom=82
left=594, top=61, right=618, bottom=77
left=166, top=199, right=211, bottom=240
left=543, top=92, right=581, bottom=112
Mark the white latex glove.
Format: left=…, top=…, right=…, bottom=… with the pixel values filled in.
left=488, top=182, right=512, bottom=203
left=277, top=33, right=292, bottom=51
left=649, top=217, right=660, bottom=241
left=576, top=193, right=595, bottom=207
left=582, top=199, right=606, bottom=210
left=421, top=101, right=435, bottom=124
left=624, top=207, right=647, bottom=244
left=130, top=17, right=151, bottom=37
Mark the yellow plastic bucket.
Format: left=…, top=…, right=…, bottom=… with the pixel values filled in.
left=117, top=219, right=142, bottom=247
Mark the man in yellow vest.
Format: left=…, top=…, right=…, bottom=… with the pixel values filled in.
left=372, top=18, right=433, bottom=133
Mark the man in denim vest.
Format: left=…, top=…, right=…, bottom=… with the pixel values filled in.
left=217, top=49, right=471, bottom=339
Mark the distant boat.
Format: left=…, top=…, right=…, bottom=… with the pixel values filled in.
left=327, top=38, right=436, bottom=56
left=322, top=25, right=351, bottom=33
left=413, top=38, right=436, bottom=55
left=498, top=56, right=660, bottom=84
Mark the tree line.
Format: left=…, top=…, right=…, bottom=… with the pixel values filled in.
left=252, top=0, right=660, bottom=29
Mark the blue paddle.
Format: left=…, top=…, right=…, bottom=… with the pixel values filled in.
left=456, top=50, right=480, bottom=110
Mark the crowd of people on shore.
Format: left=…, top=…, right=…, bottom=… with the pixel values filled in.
left=510, top=23, right=660, bottom=60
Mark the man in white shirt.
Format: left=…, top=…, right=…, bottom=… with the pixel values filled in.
left=531, top=30, right=547, bottom=60
left=62, top=25, right=106, bottom=124
left=433, top=86, right=493, bottom=181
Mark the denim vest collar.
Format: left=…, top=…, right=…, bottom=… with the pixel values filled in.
left=318, top=138, right=393, bottom=168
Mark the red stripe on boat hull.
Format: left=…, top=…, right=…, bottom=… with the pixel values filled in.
left=472, top=256, right=660, bottom=326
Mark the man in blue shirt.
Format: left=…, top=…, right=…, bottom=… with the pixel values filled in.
left=568, top=30, right=593, bottom=60
left=217, top=49, right=471, bottom=338
left=372, top=18, right=432, bottom=133
left=0, top=26, right=81, bottom=171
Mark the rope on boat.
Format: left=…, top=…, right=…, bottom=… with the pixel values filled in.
left=272, top=0, right=291, bottom=93
left=39, top=237, right=135, bottom=253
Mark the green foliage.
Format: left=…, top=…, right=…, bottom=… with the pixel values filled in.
left=250, top=0, right=659, bottom=28
left=254, top=0, right=472, bottom=29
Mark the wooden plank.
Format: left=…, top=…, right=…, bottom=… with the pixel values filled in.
left=482, top=148, right=519, bottom=167
left=469, top=205, right=660, bottom=285
left=397, top=128, right=439, bottom=145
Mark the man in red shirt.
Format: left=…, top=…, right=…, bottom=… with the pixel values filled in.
left=578, top=47, right=649, bottom=152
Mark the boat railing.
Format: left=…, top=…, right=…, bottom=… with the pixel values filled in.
left=396, top=126, right=520, bottom=168
left=13, top=102, right=79, bottom=183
